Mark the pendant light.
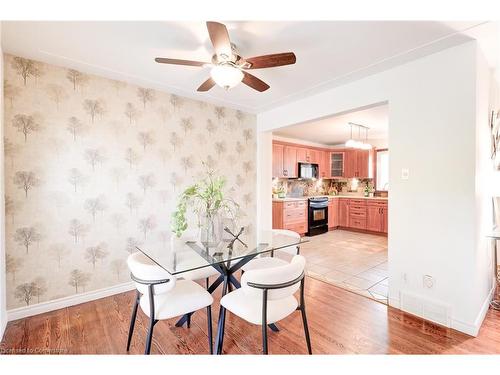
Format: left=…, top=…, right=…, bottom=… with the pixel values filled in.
left=360, top=127, right=372, bottom=150
left=345, top=123, right=357, bottom=148
left=345, top=122, right=372, bottom=149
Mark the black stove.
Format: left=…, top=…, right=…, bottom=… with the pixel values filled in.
left=307, top=197, right=329, bottom=236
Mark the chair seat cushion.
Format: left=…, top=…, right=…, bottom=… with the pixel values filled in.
left=220, top=288, right=298, bottom=325
left=140, top=280, right=213, bottom=320
left=241, top=257, right=288, bottom=272
left=180, top=266, right=219, bottom=281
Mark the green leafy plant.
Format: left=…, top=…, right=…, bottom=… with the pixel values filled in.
left=171, top=168, right=238, bottom=238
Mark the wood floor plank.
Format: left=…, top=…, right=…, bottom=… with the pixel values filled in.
left=1, top=277, right=499, bottom=355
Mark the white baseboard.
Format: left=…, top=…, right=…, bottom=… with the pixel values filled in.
left=389, top=286, right=494, bottom=337
left=451, top=283, right=496, bottom=337
left=7, top=282, right=135, bottom=322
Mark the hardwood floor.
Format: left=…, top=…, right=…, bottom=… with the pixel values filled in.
left=1, top=276, right=500, bottom=354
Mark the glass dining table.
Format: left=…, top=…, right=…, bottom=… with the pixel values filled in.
left=136, top=228, right=307, bottom=354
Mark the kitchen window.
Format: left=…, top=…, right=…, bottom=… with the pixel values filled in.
left=375, top=149, right=389, bottom=191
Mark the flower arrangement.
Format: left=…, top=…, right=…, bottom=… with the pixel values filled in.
left=171, top=168, right=238, bottom=243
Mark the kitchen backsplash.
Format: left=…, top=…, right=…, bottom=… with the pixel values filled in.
left=273, top=178, right=373, bottom=197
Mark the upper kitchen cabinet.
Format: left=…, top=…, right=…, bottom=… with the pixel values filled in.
left=344, top=149, right=370, bottom=178
left=319, top=151, right=329, bottom=178
left=296, top=147, right=320, bottom=164
left=272, top=143, right=284, bottom=178
left=330, top=152, right=344, bottom=178
left=272, top=142, right=297, bottom=178
left=273, top=140, right=371, bottom=179
left=283, top=146, right=298, bottom=178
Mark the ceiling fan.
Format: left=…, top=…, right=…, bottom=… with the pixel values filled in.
left=155, top=21, right=296, bottom=92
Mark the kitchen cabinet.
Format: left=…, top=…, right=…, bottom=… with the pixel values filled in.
left=318, top=151, right=329, bottom=178
left=339, top=199, right=350, bottom=227
left=357, top=150, right=369, bottom=178
left=366, top=205, right=382, bottom=232
left=382, top=206, right=388, bottom=234
left=366, top=200, right=388, bottom=233
left=272, top=200, right=308, bottom=235
left=328, top=198, right=339, bottom=228
left=296, top=147, right=319, bottom=164
left=344, top=149, right=370, bottom=178
left=349, top=199, right=367, bottom=230
left=272, top=140, right=370, bottom=180
left=308, top=149, right=320, bottom=164
left=272, top=143, right=284, bottom=178
left=330, top=152, right=344, bottom=178
left=283, top=146, right=297, bottom=178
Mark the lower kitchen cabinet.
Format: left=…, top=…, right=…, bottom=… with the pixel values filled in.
left=272, top=200, right=308, bottom=235
left=366, top=200, right=388, bottom=233
left=273, top=197, right=387, bottom=236
left=328, top=198, right=339, bottom=228
left=338, top=199, right=350, bottom=227
left=338, top=198, right=387, bottom=234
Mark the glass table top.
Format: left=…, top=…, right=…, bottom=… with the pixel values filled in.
left=136, top=230, right=307, bottom=275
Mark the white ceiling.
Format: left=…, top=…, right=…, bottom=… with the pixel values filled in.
left=1, top=21, right=489, bottom=113
left=273, top=103, right=388, bottom=146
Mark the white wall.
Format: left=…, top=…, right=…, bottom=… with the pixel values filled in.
left=257, top=41, right=492, bottom=336
left=472, top=50, right=495, bottom=332
left=0, top=22, right=7, bottom=339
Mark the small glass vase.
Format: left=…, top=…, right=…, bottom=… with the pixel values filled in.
left=199, top=211, right=223, bottom=248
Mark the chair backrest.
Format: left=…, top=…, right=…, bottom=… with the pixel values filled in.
left=127, top=252, right=176, bottom=295
left=241, top=255, right=306, bottom=301
left=272, top=229, right=301, bottom=255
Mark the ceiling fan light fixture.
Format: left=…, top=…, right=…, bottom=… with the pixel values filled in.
left=210, top=64, right=243, bottom=89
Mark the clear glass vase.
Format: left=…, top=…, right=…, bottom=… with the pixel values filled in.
left=199, top=211, right=223, bottom=248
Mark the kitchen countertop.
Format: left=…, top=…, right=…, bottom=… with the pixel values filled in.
left=272, top=195, right=388, bottom=202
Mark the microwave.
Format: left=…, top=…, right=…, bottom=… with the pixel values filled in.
left=298, top=163, right=319, bottom=179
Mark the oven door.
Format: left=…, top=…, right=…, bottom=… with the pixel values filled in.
left=309, top=205, right=328, bottom=227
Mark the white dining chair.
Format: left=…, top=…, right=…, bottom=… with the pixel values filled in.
left=218, top=255, right=312, bottom=354
left=241, top=229, right=301, bottom=272
left=126, top=252, right=214, bottom=354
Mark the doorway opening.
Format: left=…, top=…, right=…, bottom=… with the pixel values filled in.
left=270, top=102, right=389, bottom=304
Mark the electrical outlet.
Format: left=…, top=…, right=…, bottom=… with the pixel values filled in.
left=423, top=275, right=434, bottom=289
left=401, top=168, right=410, bottom=180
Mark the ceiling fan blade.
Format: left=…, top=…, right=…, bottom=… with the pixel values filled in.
left=197, top=77, right=216, bottom=92
left=155, top=57, right=207, bottom=67
left=245, top=52, right=296, bottom=69
left=206, top=21, right=232, bottom=58
left=242, top=72, right=270, bottom=92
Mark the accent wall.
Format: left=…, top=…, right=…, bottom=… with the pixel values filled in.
left=3, top=54, right=257, bottom=310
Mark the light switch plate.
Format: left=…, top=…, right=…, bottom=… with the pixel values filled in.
left=401, top=168, right=410, bottom=180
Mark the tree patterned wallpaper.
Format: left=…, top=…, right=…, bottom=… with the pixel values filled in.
left=3, top=54, right=257, bottom=309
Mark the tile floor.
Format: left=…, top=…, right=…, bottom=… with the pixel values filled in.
left=299, top=230, right=388, bottom=304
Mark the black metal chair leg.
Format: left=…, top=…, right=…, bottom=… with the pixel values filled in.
left=207, top=306, right=213, bottom=354
left=300, top=307, right=312, bottom=354
left=175, top=314, right=189, bottom=327
left=126, top=290, right=140, bottom=351
left=205, top=277, right=209, bottom=289
left=262, top=290, right=268, bottom=354
left=187, top=313, right=191, bottom=328
left=269, top=323, right=279, bottom=332
left=145, top=318, right=156, bottom=355
left=299, top=278, right=312, bottom=354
